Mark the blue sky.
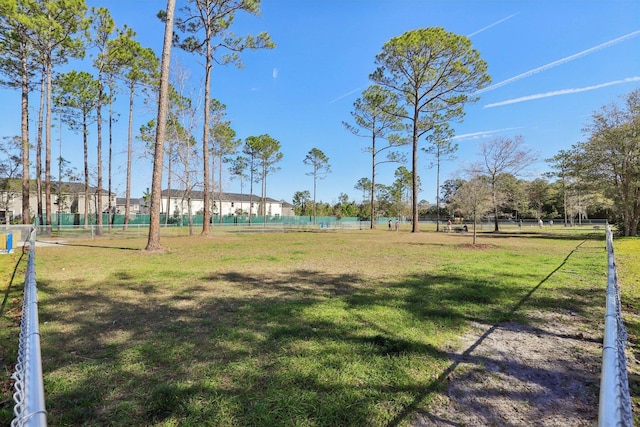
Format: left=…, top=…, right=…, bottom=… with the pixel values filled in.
left=1, top=0, right=639, bottom=205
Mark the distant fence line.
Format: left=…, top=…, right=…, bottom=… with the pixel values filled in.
left=28, top=213, right=611, bottom=228
left=598, top=225, right=632, bottom=427
left=33, top=221, right=371, bottom=240
left=44, top=213, right=357, bottom=226
left=8, top=226, right=47, bottom=427
left=35, top=213, right=606, bottom=228
left=27, top=217, right=611, bottom=241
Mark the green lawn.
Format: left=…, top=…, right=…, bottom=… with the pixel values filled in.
left=2, top=227, right=634, bottom=426
left=0, top=250, right=25, bottom=424
left=613, top=236, right=640, bottom=422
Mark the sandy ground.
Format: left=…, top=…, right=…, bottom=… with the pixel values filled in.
left=412, top=311, right=603, bottom=426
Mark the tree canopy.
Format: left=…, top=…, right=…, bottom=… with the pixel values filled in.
left=554, top=89, right=640, bottom=236
left=371, top=27, right=490, bottom=232
left=303, top=147, right=331, bottom=224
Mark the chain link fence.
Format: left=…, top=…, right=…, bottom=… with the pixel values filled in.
left=10, top=226, right=47, bottom=427
left=598, top=225, right=633, bottom=427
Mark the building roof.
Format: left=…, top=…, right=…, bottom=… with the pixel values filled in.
left=0, top=179, right=112, bottom=195
left=116, top=198, right=145, bottom=205
left=161, top=189, right=287, bottom=204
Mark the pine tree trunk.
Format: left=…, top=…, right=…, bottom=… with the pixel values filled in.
left=124, top=84, right=134, bottom=230
left=146, top=0, right=175, bottom=251
left=21, top=45, right=30, bottom=224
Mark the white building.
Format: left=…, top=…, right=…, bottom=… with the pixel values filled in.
left=0, top=179, right=293, bottom=223
left=115, top=198, right=148, bottom=216
left=0, top=179, right=114, bottom=223
left=160, top=189, right=291, bottom=218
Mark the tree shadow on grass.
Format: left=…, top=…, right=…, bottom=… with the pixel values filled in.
left=38, top=241, right=142, bottom=251
left=463, top=231, right=605, bottom=242
left=385, top=238, right=599, bottom=426
left=35, top=238, right=603, bottom=426
left=204, top=269, right=363, bottom=297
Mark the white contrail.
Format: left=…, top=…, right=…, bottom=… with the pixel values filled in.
left=485, top=77, right=640, bottom=108
left=467, top=13, right=519, bottom=38
left=452, top=127, right=523, bottom=140
left=329, top=86, right=364, bottom=104
left=477, top=30, right=640, bottom=94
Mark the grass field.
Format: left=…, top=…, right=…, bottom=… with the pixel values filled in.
left=613, top=235, right=640, bottom=419
left=0, top=249, right=25, bottom=424
left=1, top=226, right=637, bottom=426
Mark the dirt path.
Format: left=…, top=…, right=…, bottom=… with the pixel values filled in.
left=412, top=310, right=602, bottom=426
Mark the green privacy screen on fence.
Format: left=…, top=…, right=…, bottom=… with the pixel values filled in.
left=48, top=214, right=372, bottom=227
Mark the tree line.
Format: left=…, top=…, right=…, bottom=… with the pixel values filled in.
left=0, top=0, right=277, bottom=239
left=2, top=1, right=638, bottom=252
left=446, top=90, right=640, bottom=238
left=307, top=87, right=638, bottom=239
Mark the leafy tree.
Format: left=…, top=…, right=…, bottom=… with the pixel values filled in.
left=314, top=201, right=332, bottom=217
left=1, top=0, right=86, bottom=224
left=499, top=174, right=530, bottom=221
left=545, top=149, right=598, bottom=225
left=571, top=89, right=640, bottom=236
left=228, top=155, right=249, bottom=213
left=527, top=178, right=552, bottom=221
left=546, top=147, right=595, bottom=226
left=355, top=202, right=370, bottom=220
left=53, top=70, right=100, bottom=228
left=391, top=166, right=413, bottom=218
left=546, top=150, right=573, bottom=226
left=242, top=138, right=259, bottom=224
left=161, top=64, right=204, bottom=232
left=0, top=136, right=21, bottom=180
left=146, top=0, right=176, bottom=252
left=209, top=100, right=241, bottom=222
left=32, top=0, right=87, bottom=228
left=423, top=125, right=456, bottom=231
left=374, top=183, right=395, bottom=218
left=245, top=134, right=282, bottom=223
left=168, top=0, right=275, bottom=236
left=440, top=178, right=465, bottom=220
left=453, top=176, right=492, bottom=245
left=88, top=6, right=116, bottom=232
left=0, top=0, right=36, bottom=223
left=53, top=150, right=79, bottom=230
left=471, top=135, right=537, bottom=231
left=333, top=193, right=358, bottom=219
left=140, top=88, right=197, bottom=230
left=344, top=85, right=405, bottom=229
left=141, top=116, right=175, bottom=224
left=303, top=147, right=331, bottom=224
left=441, top=178, right=465, bottom=206
left=292, top=190, right=311, bottom=216
left=171, top=117, right=198, bottom=234
left=104, top=61, right=118, bottom=228
left=106, top=25, right=159, bottom=228
left=0, top=136, right=22, bottom=221
left=165, top=80, right=200, bottom=233
left=354, top=177, right=372, bottom=204
left=371, top=27, right=490, bottom=232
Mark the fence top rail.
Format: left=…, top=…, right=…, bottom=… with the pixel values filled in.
left=598, top=224, right=632, bottom=427
left=10, top=225, right=48, bottom=427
